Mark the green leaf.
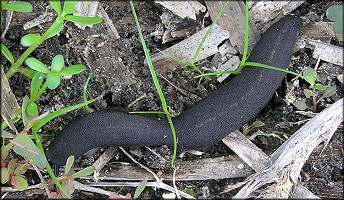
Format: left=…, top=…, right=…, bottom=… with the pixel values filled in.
left=2, top=1, right=32, bottom=12
left=293, top=100, right=308, bottom=110
left=12, top=132, right=47, bottom=168
left=18, top=68, right=37, bottom=79
left=25, top=57, right=50, bottom=74
left=303, top=89, right=317, bottom=98
left=134, top=179, right=147, bottom=198
left=333, top=17, right=343, bottom=34
left=1, top=143, right=14, bottom=160
left=65, top=156, right=74, bottom=175
left=21, top=34, right=42, bottom=47
left=251, top=120, right=265, bottom=128
left=1, top=168, right=9, bottom=184
left=8, top=159, right=16, bottom=174
left=58, top=64, right=85, bottom=75
left=1, top=44, right=14, bottom=64
left=26, top=111, right=50, bottom=130
left=47, top=73, right=60, bottom=89
left=22, top=96, right=36, bottom=127
left=1, top=130, right=14, bottom=139
left=60, top=179, right=74, bottom=198
left=30, top=72, right=44, bottom=101
left=314, top=83, right=325, bottom=90
left=49, top=0, right=62, bottom=16
left=321, top=86, right=336, bottom=98
left=47, top=22, right=63, bottom=39
left=27, top=102, right=38, bottom=116
left=11, top=175, right=28, bottom=191
left=51, top=55, right=64, bottom=73
left=61, top=1, right=79, bottom=16
left=185, top=187, right=197, bottom=198
left=1, top=1, right=9, bottom=8
left=14, top=164, right=28, bottom=175
left=64, top=15, right=102, bottom=25
left=71, top=166, right=94, bottom=179
left=326, top=5, right=343, bottom=34
left=303, top=68, right=317, bottom=86
left=326, top=5, right=343, bottom=21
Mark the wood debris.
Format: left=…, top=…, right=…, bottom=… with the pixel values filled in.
left=82, top=156, right=254, bottom=181
left=147, top=24, right=229, bottom=74
left=249, top=1, right=305, bottom=33
left=74, top=1, right=100, bottom=30
left=223, top=98, right=343, bottom=198
left=155, top=1, right=206, bottom=20
left=297, top=37, right=343, bottom=66
left=205, top=1, right=259, bottom=55
left=1, top=68, right=19, bottom=134
left=301, top=22, right=336, bottom=43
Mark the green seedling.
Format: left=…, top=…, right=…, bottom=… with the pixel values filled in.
left=4, top=0, right=102, bottom=79
left=242, top=120, right=265, bottom=135
left=1, top=1, right=102, bottom=196
left=185, top=186, right=197, bottom=198
left=326, top=5, right=343, bottom=34
left=25, top=55, right=85, bottom=89
left=1, top=157, right=29, bottom=191
left=41, top=156, right=94, bottom=198
left=293, top=67, right=336, bottom=111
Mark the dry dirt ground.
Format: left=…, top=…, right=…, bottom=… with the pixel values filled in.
left=1, top=1, right=343, bottom=199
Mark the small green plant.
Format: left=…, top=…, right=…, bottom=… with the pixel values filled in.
left=326, top=5, right=343, bottom=34
left=1, top=0, right=102, bottom=197
left=25, top=55, right=85, bottom=90
left=3, top=0, right=102, bottom=79
left=292, top=67, right=336, bottom=111
left=40, top=156, right=94, bottom=198
left=242, top=120, right=265, bottom=135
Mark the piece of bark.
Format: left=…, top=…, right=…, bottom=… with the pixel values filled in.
left=301, top=22, right=335, bottom=43
left=249, top=1, right=305, bottom=34
left=292, top=183, right=321, bottom=199
left=93, top=146, right=118, bottom=181
left=98, top=4, right=120, bottom=40
left=82, top=156, right=254, bottom=181
left=74, top=1, right=99, bottom=30
left=155, top=1, right=206, bottom=20
left=226, top=98, right=343, bottom=198
left=1, top=68, right=19, bottom=133
left=297, top=37, right=343, bottom=66
left=147, top=24, right=229, bottom=74
left=222, top=130, right=271, bottom=172
left=205, top=1, right=259, bottom=54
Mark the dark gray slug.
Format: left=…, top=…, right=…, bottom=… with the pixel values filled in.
left=45, top=16, right=303, bottom=165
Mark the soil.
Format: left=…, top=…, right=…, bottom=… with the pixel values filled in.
left=1, top=1, right=343, bottom=199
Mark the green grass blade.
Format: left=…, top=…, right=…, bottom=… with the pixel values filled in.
left=244, top=62, right=304, bottom=78
left=192, top=0, right=229, bottom=64
left=130, top=0, right=177, bottom=167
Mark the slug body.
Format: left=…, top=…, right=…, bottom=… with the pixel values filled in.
left=45, top=16, right=303, bottom=165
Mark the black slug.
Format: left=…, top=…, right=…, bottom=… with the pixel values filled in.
left=45, top=16, right=303, bottom=165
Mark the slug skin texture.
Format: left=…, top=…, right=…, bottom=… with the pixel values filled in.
left=45, top=16, right=303, bottom=165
